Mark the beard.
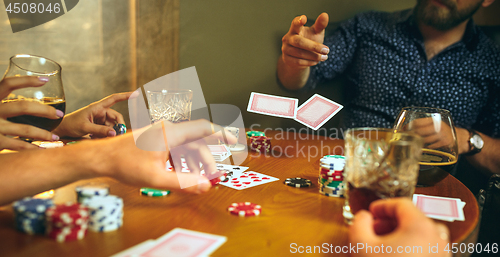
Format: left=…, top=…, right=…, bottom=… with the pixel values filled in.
left=415, top=0, right=483, bottom=30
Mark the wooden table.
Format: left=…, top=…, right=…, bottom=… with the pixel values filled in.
left=0, top=131, right=479, bottom=256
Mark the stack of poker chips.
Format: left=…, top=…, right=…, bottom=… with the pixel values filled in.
left=81, top=195, right=124, bottom=232
left=13, top=198, right=54, bottom=235
left=75, top=183, right=110, bottom=203
left=249, top=136, right=271, bottom=153
left=318, top=155, right=346, bottom=197
left=45, top=203, right=89, bottom=242
left=246, top=130, right=265, bottom=138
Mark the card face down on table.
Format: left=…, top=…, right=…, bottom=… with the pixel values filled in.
left=112, top=228, right=227, bottom=257
left=413, top=194, right=466, bottom=222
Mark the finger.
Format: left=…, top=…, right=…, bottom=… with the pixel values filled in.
left=288, top=15, right=307, bottom=35
left=197, top=144, right=218, bottom=177
left=0, top=122, right=56, bottom=141
left=105, top=108, right=125, bottom=125
left=166, top=120, right=237, bottom=148
left=0, top=101, right=63, bottom=119
left=422, top=133, right=441, bottom=145
left=282, top=54, right=319, bottom=67
left=283, top=44, right=327, bottom=62
left=147, top=170, right=211, bottom=194
left=348, top=210, right=377, bottom=244
left=287, top=34, right=328, bottom=55
left=97, top=92, right=134, bottom=109
left=0, top=76, right=48, bottom=99
left=82, top=123, right=116, bottom=138
left=369, top=198, right=426, bottom=224
left=184, top=153, right=202, bottom=174
left=312, top=12, right=329, bottom=34
left=0, top=135, right=39, bottom=151
left=373, top=218, right=398, bottom=235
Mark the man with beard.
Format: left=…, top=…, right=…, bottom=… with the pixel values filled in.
left=278, top=0, right=499, bottom=252
left=277, top=0, right=499, bottom=191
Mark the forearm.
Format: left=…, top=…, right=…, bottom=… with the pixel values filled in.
left=465, top=132, right=500, bottom=175
left=0, top=142, right=104, bottom=205
left=276, top=55, right=310, bottom=90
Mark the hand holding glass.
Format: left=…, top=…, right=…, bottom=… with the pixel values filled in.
left=2, top=54, right=65, bottom=131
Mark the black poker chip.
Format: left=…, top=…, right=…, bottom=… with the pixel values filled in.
left=284, top=177, right=312, bottom=188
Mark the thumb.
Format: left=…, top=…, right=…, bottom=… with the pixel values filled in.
left=312, top=12, right=329, bottom=34
left=349, top=210, right=378, bottom=245
left=85, top=123, right=116, bottom=138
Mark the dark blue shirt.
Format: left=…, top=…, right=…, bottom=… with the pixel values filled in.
left=307, top=9, right=500, bottom=138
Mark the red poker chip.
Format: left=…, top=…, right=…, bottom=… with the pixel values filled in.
left=46, top=203, right=89, bottom=226
left=320, top=170, right=344, bottom=176
left=46, top=226, right=88, bottom=242
left=227, top=202, right=261, bottom=217
left=320, top=174, right=344, bottom=181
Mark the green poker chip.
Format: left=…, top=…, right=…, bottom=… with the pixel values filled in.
left=246, top=131, right=265, bottom=138
left=140, top=188, right=171, bottom=197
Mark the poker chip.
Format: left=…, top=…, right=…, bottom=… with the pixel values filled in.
left=228, top=202, right=261, bottom=217
left=246, top=130, right=265, bottom=138
left=45, top=203, right=89, bottom=242
left=46, top=203, right=89, bottom=227
left=249, top=136, right=271, bottom=153
left=113, top=123, right=127, bottom=135
left=140, top=188, right=171, bottom=197
left=75, top=183, right=110, bottom=203
left=284, top=178, right=312, bottom=188
left=81, top=195, right=123, bottom=232
left=318, top=155, right=346, bottom=198
left=13, top=198, right=54, bottom=235
left=46, top=225, right=88, bottom=242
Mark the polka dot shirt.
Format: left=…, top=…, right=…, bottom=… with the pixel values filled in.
left=307, top=9, right=500, bottom=138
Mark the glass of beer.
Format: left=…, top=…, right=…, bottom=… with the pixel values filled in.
left=393, top=107, right=459, bottom=186
left=343, top=128, right=423, bottom=224
left=146, top=89, right=193, bottom=123
left=2, top=54, right=65, bottom=131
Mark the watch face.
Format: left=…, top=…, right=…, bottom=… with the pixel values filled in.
left=472, top=134, right=484, bottom=149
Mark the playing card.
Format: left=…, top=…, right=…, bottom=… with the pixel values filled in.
left=247, top=92, right=298, bottom=119
left=140, top=228, right=227, bottom=257
left=208, top=145, right=232, bottom=161
left=219, top=171, right=279, bottom=190
left=215, top=164, right=249, bottom=173
left=413, top=194, right=466, bottom=222
left=294, top=94, right=343, bottom=130
left=110, top=239, right=156, bottom=257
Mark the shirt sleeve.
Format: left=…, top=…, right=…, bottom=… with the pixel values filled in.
left=304, top=14, right=360, bottom=90
left=474, top=77, right=500, bottom=138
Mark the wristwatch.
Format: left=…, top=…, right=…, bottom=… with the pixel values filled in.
left=466, top=129, right=484, bottom=155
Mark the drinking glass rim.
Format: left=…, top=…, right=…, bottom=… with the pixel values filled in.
left=146, top=89, right=193, bottom=95
left=345, top=127, right=395, bottom=134
left=9, top=54, right=61, bottom=76
left=400, top=106, right=451, bottom=115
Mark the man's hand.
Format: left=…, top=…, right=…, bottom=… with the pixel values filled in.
left=281, top=13, right=330, bottom=69
left=52, top=92, right=132, bottom=138
left=349, top=198, right=451, bottom=257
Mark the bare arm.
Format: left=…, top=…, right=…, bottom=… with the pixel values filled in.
left=0, top=120, right=236, bottom=206
left=277, top=13, right=330, bottom=90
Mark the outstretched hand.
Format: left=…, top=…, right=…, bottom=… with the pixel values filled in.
left=281, top=13, right=330, bottom=69
left=53, top=92, right=132, bottom=138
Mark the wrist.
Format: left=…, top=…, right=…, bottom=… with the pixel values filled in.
left=456, top=128, right=470, bottom=155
